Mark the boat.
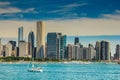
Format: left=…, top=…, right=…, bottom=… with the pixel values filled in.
left=28, top=64, right=43, bottom=72
left=28, top=58, right=43, bottom=72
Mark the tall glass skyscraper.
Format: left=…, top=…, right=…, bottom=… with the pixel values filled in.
left=95, top=41, right=101, bottom=60
left=47, top=33, right=66, bottom=60
left=60, top=35, right=67, bottom=60
left=36, top=21, right=45, bottom=59
left=18, top=27, right=23, bottom=46
left=47, top=33, right=58, bottom=59
left=101, top=41, right=110, bottom=61
left=28, top=31, right=35, bottom=58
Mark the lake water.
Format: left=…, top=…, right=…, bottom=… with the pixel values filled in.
left=0, top=62, right=120, bottom=80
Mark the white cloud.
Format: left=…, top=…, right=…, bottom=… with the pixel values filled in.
left=101, top=9, right=120, bottom=20
left=0, top=7, right=37, bottom=14
left=0, top=2, right=10, bottom=6
left=0, top=7, right=22, bottom=14
left=24, top=8, right=38, bottom=13
left=115, top=10, right=120, bottom=14
left=63, top=3, right=87, bottom=8
left=102, top=14, right=120, bottom=20
left=49, top=3, right=87, bottom=13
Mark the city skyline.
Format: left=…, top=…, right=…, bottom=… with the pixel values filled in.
left=0, top=21, right=119, bottom=60
left=0, top=0, right=120, bottom=56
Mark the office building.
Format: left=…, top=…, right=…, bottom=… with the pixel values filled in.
left=47, top=33, right=60, bottom=59
left=87, top=44, right=96, bottom=60
left=60, top=35, right=67, bottom=60
left=95, top=41, right=101, bottom=60
left=114, top=44, right=120, bottom=60
left=47, top=33, right=66, bottom=60
left=67, top=44, right=73, bottom=60
left=79, top=48, right=84, bottom=60
left=74, top=37, right=79, bottom=45
left=36, top=21, right=45, bottom=59
left=5, top=41, right=16, bottom=57
left=18, top=27, right=23, bottom=46
left=83, top=47, right=89, bottom=60
left=19, top=41, right=28, bottom=57
left=101, top=41, right=110, bottom=61
left=74, top=45, right=80, bottom=60
left=28, top=31, right=35, bottom=58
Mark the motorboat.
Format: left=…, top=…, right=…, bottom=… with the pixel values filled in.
left=28, top=64, right=43, bottom=72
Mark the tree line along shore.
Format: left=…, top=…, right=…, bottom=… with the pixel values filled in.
left=0, top=56, right=119, bottom=64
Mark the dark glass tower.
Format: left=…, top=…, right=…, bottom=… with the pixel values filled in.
left=47, top=33, right=67, bottom=60
left=100, top=41, right=110, bottom=60
left=60, top=35, right=67, bottom=60
left=74, top=37, right=79, bottom=45
left=28, top=31, right=35, bottom=58
left=47, top=33, right=59, bottom=59
left=18, top=27, right=23, bottom=46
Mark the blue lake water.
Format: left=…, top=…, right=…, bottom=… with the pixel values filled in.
left=0, top=62, right=120, bottom=80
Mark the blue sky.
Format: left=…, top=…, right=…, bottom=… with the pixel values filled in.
left=0, top=0, right=120, bottom=20
left=0, top=0, right=120, bottom=55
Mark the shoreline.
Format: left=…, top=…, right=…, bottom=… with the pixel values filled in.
left=0, top=60, right=119, bottom=64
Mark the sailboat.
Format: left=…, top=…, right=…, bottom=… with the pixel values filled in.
left=28, top=58, right=43, bottom=72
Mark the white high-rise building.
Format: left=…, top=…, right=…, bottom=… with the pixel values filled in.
left=74, top=45, right=80, bottom=60
left=19, top=41, right=28, bottom=57
left=36, top=21, right=45, bottom=59
left=67, top=44, right=73, bottom=60
left=6, top=42, right=13, bottom=56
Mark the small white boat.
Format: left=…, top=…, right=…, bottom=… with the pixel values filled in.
left=28, top=64, right=43, bottom=72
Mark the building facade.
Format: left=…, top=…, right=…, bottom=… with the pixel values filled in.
left=5, top=41, right=16, bottom=57
left=95, top=41, right=101, bottom=60
left=101, top=41, right=110, bottom=61
left=19, top=41, right=28, bottom=57
left=47, top=33, right=66, bottom=60
left=87, top=44, right=96, bottom=60
left=18, top=27, right=23, bottom=46
left=114, top=44, right=120, bottom=60
left=28, top=31, right=35, bottom=58
left=36, top=21, right=45, bottom=59
left=60, top=35, right=67, bottom=60
left=47, top=33, right=59, bottom=59
left=74, top=37, right=79, bottom=45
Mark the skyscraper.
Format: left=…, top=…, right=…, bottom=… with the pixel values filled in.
left=36, top=21, right=45, bottom=59
left=18, top=27, right=23, bottom=46
left=28, top=31, right=35, bottom=58
left=47, top=33, right=66, bottom=60
left=19, top=41, right=28, bottom=57
left=60, top=35, right=67, bottom=60
left=101, top=41, right=110, bottom=61
left=67, top=44, right=74, bottom=60
left=95, top=41, right=101, bottom=60
left=115, top=44, right=120, bottom=60
left=47, top=33, right=59, bottom=59
left=87, top=44, right=96, bottom=60
left=74, top=37, right=79, bottom=45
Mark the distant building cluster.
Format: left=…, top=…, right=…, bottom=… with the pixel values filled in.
left=0, top=21, right=119, bottom=61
